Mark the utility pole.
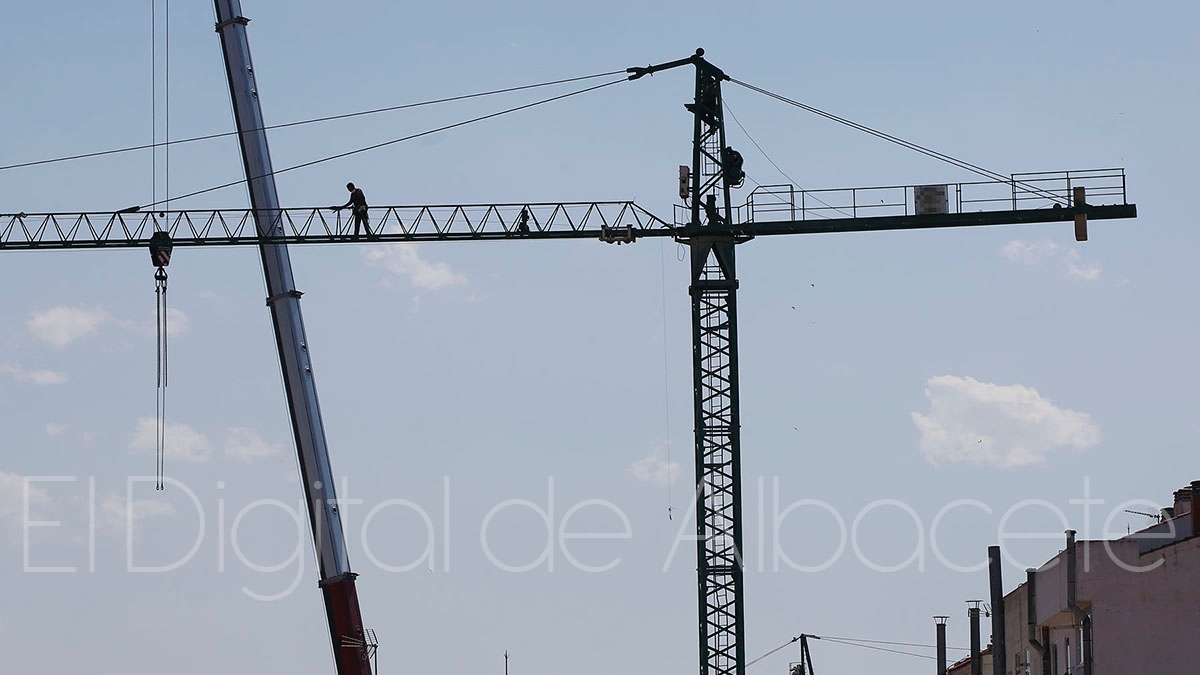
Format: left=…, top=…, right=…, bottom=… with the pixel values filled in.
left=799, top=634, right=816, bottom=674
left=213, top=2, right=371, bottom=674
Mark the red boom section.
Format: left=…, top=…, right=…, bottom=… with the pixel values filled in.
left=320, top=573, right=372, bottom=675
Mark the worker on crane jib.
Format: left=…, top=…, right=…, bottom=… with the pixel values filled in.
left=332, top=182, right=374, bottom=237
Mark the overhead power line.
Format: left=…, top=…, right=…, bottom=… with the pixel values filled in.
left=747, top=635, right=803, bottom=667
left=728, top=78, right=1067, bottom=204
left=135, top=76, right=627, bottom=210
left=820, top=637, right=938, bottom=661
left=747, top=632, right=970, bottom=668
left=819, top=635, right=969, bottom=652
left=0, top=69, right=626, bottom=173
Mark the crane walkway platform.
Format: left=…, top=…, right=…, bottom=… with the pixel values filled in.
left=0, top=168, right=1134, bottom=250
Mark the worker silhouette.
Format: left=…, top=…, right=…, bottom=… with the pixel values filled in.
left=332, top=182, right=374, bottom=237
left=703, top=194, right=725, bottom=226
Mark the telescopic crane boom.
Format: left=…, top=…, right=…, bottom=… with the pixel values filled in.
left=215, top=2, right=370, bottom=673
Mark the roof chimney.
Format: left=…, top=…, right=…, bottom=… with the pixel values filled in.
left=1191, top=481, right=1200, bottom=538
left=935, top=616, right=949, bottom=675
left=988, top=546, right=1006, bottom=675
left=1173, top=486, right=1193, bottom=517
left=968, top=601, right=983, bottom=675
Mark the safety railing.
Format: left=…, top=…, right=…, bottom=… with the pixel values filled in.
left=670, top=168, right=1128, bottom=226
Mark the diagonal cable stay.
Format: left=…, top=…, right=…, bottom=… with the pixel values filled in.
left=724, top=100, right=851, bottom=218
left=0, top=69, right=626, bottom=173
left=729, top=78, right=1068, bottom=204
left=135, top=76, right=628, bottom=210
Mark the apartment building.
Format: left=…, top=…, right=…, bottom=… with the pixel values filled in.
left=987, top=482, right=1200, bottom=675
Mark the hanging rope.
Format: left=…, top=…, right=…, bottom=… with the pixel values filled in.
left=150, top=0, right=156, bottom=209
left=164, top=0, right=170, bottom=214
left=659, top=239, right=674, bottom=521
left=149, top=0, right=170, bottom=490
left=154, top=265, right=168, bottom=490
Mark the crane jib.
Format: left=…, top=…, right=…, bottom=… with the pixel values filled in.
left=0, top=201, right=1134, bottom=250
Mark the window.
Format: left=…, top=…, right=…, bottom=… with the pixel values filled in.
left=1065, top=637, right=1071, bottom=674
left=1077, top=625, right=1085, bottom=665
left=1051, top=643, right=1059, bottom=674
left=1024, top=648, right=1031, bottom=675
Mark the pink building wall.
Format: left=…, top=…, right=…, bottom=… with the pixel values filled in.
left=1000, top=531, right=1200, bottom=674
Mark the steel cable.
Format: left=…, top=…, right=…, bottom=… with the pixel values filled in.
left=729, top=78, right=1068, bottom=205
left=134, top=77, right=628, bottom=209
left=0, top=70, right=626, bottom=173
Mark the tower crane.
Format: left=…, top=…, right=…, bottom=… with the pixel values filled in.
left=0, top=3, right=1138, bottom=675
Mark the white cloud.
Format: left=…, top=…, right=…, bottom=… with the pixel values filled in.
left=130, top=417, right=213, bottom=464
left=44, top=423, right=68, bottom=437
left=1002, top=239, right=1061, bottom=264
left=163, top=307, right=190, bottom=337
left=363, top=245, right=467, bottom=290
left=1065, top=249, right=1102, bottom=281
left=0, top=470, right=48, bottom=528
left=0, top=363, right=68, bottom=385
left=1000, top=239, right=1102, bottom=281
left=224, top=427, right=284, bottom=463
left=27, top=306, right=109, bottom=347
left=117, top=307, right=190, bottom=339
left=26, top=305, right=189, bottom=348
left=631, top=443, right=681, bottom=486
left=912, top=375, right=1100, bottom=468
left=98, top=493, right=176, bottom=533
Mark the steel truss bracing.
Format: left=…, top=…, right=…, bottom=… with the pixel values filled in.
left=0, top=202, right=666, bottom=249
left=0, top=177, right=1137, bottom=250
left=689, top=236, right=745, bottom=675
left=684, top=50, right=748, bottom=675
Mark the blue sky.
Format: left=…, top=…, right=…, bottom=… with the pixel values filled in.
left=1, top=1, right=1196, bottom=673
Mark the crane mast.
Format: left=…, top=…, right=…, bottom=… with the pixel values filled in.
left=213, top=2, right=372, bottom=673
left=686, top=51, right=747, bottom=675
left=632, top=48, right=749, bottom=675
left=685, top=52, right=747, bottom=675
